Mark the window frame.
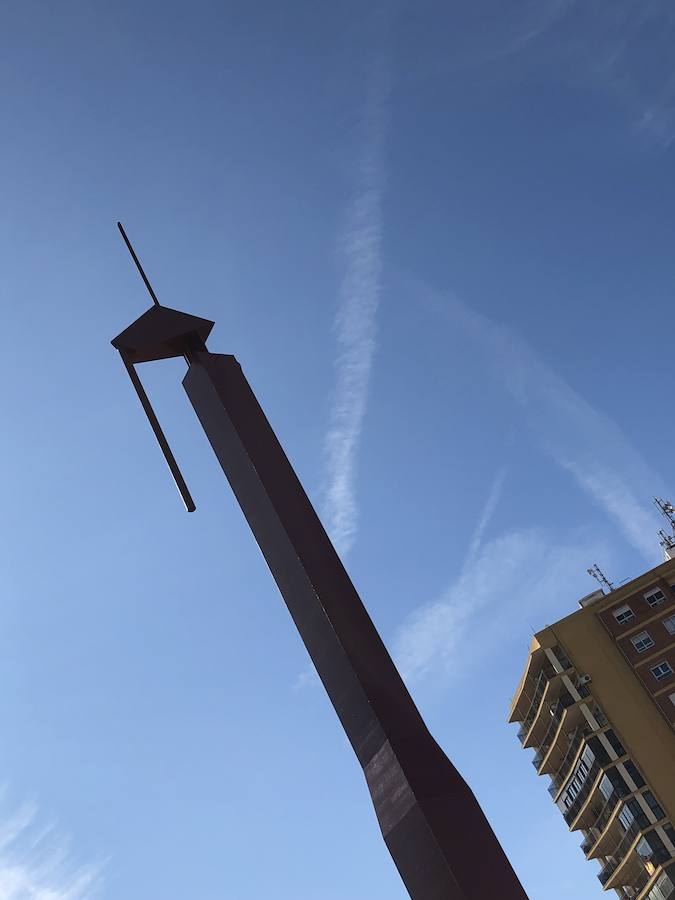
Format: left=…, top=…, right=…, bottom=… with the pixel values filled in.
left=613, top=604, right=635, bottom=626
left=644, top=588, right=666, bottom=608
left=663, top=614, right=675, bottom=636
left=650, top=661, right=674, bottom=682
left=631, top=631, right=656, bottom=653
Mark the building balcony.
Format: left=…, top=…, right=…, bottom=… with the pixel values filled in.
left=523, top=681, right=575, bottom=750
left=509, top=643, right=572, bottom=724
left=547, top=706, right=607, bottom=795
left=598, top=815, right=651, bottom=887
left=564, top=749, right=621, bottom=832
left=582, top=793, right=625, bottom=859
left=637, top=862, right=675, bottom=900
left=564, top=760, right=603, bottom=829
left=603, top=828, right=673, bottom=893
left=516, top=663, right=558, bottom=744
left=510, top=648, right=549, bottom=724
left=538, top=703, right=588, bottom=778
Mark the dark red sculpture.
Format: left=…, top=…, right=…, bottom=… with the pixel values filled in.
left=112, top=224, right=528, bottom=900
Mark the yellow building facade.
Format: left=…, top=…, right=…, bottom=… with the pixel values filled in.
left=509, top=557, right=675, bottom=899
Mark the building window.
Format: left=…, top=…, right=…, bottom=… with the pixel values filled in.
left=664, top=614, right=675, bottom=636
left=663, top=824, right=675, bottom=848
left=636, top=831, right=670, bottom=867
left=646, top=870, right=675, bottom=900
left=631, top=631, right=655, bottom=653
left=552, top=645, right=572, bottom=670
left=623, top=760, right=645, bottom=789
left=642, top=791, right=665, bottom=822
left=604, top=729, right=626, bottom=757
left=619, top=803, right=637, bottom=831
left=645, top=588, right=666, bottom=608
left=613, top=604, right=635, bottom=625
left=670, top=692, right=675, bottom=707
left=651, top=661, right=674, bottom=682
left=599, top=773, right=615, bottom=801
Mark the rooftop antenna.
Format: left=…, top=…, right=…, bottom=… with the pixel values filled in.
left=110, top=224, right=529, bottom=900
left=654, top=497, right=675, bottom=533
left=658, top=529, right=675, bottom=552
left=586, top=564, right=614, bottom=594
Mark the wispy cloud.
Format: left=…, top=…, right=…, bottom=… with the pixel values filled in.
left=414, top=281, right=665, bottom=563
left=0, top=799, right=100, bottom=900
left=394, top=523, right=607, bottom=684
left=322, top=26, right=391, bottom=557
left=292, top=665, right=320, bottom=693
left=393, top=466, right=509, bottom=681
left=405, top=0, right=675, bottom=147
left=492, top=0, right=675, bottom=146
left=466, top=464, right=509, bottom=563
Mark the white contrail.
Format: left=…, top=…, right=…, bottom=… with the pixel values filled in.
left=323, top=42, right=390, bottom=557
left=393, top=463, right=509, bottom=683
left=466, top=464, right=509, bottom=562
left=412, top=280, right=665, bottom=563
left=394, top=524, right=608, bottom=684
left=0, top=799, right=100, bottom=900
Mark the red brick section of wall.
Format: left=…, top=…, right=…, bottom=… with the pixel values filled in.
left=618, top=611, right=675, bottom=666
left=597, top=578, right=675, bottom=730
left=634, top=646, right=675, bottom=696
left=597, top=578, right=675, bottom=639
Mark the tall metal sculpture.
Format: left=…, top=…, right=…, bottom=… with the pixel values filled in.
left=112, top=223, right=528, bottom=900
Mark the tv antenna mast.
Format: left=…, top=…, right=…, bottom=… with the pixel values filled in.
left=587, top=564, right=614, bottom=594
left=654, top=497, right=675, bottom=533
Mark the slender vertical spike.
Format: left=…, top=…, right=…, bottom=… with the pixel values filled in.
left=117, top=222, right=161, bottom=307
left=120, top=353, right=196, bottom=512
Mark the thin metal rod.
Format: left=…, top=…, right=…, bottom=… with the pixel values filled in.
left=120, top=352, right=196, bottom=512
left=117, top=222, right=161, bottom=307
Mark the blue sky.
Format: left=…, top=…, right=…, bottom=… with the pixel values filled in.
left=1, top=1, right=674, bottom=898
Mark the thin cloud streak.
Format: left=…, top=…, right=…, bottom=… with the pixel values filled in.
left=496, top=0, right=675, bottom=147
left=394, top=463, right=509, bottom=683
left=413, top=281, right=664, bottom=563
left=292, top=665, right=320, bottom=693
left=404, top=0, right=675, bottom=147
left=0, top=799, right=100, bottom=900
left=323, top=38, right=390, bottom=557
left=466, top=465, right=508, bottom=563
left=394, top=524, right=607, bottom=684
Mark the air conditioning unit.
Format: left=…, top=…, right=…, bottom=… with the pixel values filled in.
left=576, top=674, right=592, bottom=686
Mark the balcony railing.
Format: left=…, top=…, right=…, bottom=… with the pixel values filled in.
left=563, top=761, right=600, bottom=826
left=583, top=791, right=622, bottom=855
left=581, top=831, right=596, bottom=855
left=548, top=723, right=593, bottom=796
left=518, top=664, right=557, bottom=742
left=537, top=691, right=577, bottom=761
left=603, top=832, right=672, bottom=892
left=598, top=820, right=644, bottom=885
left=633, top=866, right=652, bottom=896
left=643, top=868, right=675, bottom=900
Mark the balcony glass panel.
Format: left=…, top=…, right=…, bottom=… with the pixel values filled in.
left=548, top=724, right=593, bottom=795
left=518, top=664, right=557, bottom=742
left=563, top=760, right=601, bottom=825
left=643, top=791, right=665, bottom=822
left=537, top=691, right=576, bottom=758
left=645, top=869, right=675, bottom=900
left=597, top=819, right=643, bottom=885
